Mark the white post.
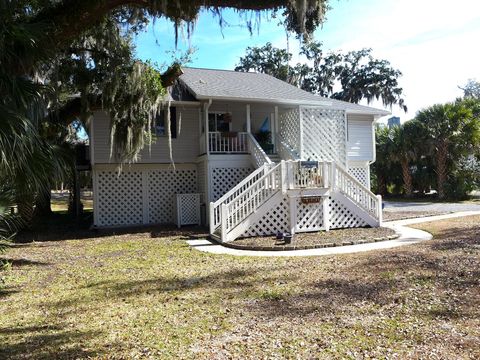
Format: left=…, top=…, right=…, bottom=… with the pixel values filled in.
left=221, top=203, right=228, bottom=242
left=323, top=196, right=330, bottom=232
left=330, top=161, right=336, bottom=190
left=270, top=112, right=275, bottom=153
left=298, top=106, right=303, bottom=158
left=323, top=162, right=329, bottom=188
left=287, top=161, right=295, bottom=189
left=246, top=104, right=251, bottom=133
left=376, top=194, right=383, bottom=226
left=274, top=106, right=279, bottom=153
left=289, top=196, right=296, bottom=235
left=209, top=201, right=215, bottom=234
left=280, top=160, right=287, bottom=194
left=204, top=102, right=211, bottom=155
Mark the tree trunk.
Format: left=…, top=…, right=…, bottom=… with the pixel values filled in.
left=436, top=141, right=448, bottom=199
left=401, top=159, right=413, bottom=197
left=378, top=174, right=387, bottom=196
left=35, top=186, right=52, bottom=216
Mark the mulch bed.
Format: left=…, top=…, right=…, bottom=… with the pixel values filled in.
left=227, top=227, right=397, bottom=251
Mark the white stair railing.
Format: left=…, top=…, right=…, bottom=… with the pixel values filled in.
left=332, top=164, right=382, bottom=222
left=209, top=163, right=273, bottom=234
left=221, top=163, right=282, bottom=241
left=277, top=136, right=300, bottom=161
left=247, top=133, right=272, bottom=168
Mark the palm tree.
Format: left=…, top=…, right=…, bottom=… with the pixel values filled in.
left=416, top=101, right=479, bottom=199
left=373, top=126, right=394, bottom=196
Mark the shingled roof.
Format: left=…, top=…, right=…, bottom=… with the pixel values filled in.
left=177, top=67, right=390, bottom=116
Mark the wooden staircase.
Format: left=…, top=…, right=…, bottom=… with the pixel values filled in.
left=210, top=159, right=382, bottom=243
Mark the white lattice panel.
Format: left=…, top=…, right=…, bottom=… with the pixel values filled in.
left=211, top=167, right=253, bottom=201
left=348, top=166, right=369, bottom=188
left=301, top=108, right=346, bottom=166
left=174, top=193, right=200, bottom=226
left=295, top=199, right=324, bottom=232
left=279, top=108, right=301, bottom=151
left=96, top=170, right=143, bottom=226
left=241, top=198, right=290, bottom=237
left=329, top=196, right=367, bottom=229
left=148, top=169, right=197, bottom=224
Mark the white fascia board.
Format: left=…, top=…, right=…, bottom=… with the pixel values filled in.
left=194, top=94, right=332, bottom=107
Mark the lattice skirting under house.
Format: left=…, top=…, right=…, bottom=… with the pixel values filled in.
left=239, top=194, right=368, bottom=238
left=93, top=164, right=197, bottom=227
left=210, top=166, right=253, bottom=201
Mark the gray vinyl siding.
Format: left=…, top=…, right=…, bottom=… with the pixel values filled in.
left=92, top=107, right=200, bottom=164
left=347, top=114, right=374, bottom=161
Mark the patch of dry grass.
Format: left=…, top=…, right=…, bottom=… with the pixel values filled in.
left=1, top=216, right=479, bottom=359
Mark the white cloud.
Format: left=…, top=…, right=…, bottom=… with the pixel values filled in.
left=320, top=0, right=480, bottom=121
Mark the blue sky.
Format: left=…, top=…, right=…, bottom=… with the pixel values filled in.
left=134, top=0, right=480, bottom=122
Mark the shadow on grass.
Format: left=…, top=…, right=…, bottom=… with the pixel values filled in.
left=0, top=326, right=102, bottom=360
left=14, top=211, right=207, bottom=244
left=1, top=258, right=50, bottom=267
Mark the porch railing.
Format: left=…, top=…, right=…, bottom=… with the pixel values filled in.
left=247, top=133, right=272, bottom=168
left=208, top=131, right=248, bottom=153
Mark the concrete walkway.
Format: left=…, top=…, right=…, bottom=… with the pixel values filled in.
left=186, top=211, right=480, bottom=257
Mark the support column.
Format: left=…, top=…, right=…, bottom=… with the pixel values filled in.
left=274, top=106, right=279, bottom=151
left=204, top=101, right=211, bottom=155
left=246, top=104, right=251, bottom=133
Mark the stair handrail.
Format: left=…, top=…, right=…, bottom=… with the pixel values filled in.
left=277, top=136, right=300, bottom=161
left=222, top=162, right=282, bottom=240
left=209, top=163, right=273, bottom=234
left=332, top=164, right=382, bottom=221
left=247, top=133, right=273, bottom=168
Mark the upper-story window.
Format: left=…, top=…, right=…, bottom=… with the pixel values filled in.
left=153, top=107, right=177, bottom=138
left=208, top=112, right=231, bottom=132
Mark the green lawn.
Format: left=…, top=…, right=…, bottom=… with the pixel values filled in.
left=1, top=216, right=479, bottom=359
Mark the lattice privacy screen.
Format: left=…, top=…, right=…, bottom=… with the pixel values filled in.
left=148, top=169, right=197, bottom=224
left=97, top=170, right=144, bottom=226
left=241, top=198, right=290, bottom=237
left=211, top=167, right=253, bottom=201
left=301, top=108, right=346, bottom=166
left=173, top=193, right=201, bottom=227
left=348, top=166, right=369, bottom=188
left=279, top=108, right=300, bottom=151
left=95, top=167, right=197, bottom=227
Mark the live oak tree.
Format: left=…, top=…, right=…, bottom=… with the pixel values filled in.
left=236, top=41, right=407, bottom=111
left=0, top=0, right=329, bottom=227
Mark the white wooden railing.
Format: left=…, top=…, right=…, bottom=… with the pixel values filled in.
left=290, top=161, right=330, bottom=189
left=277, top=136, right=300, bottom=161
left=221, top=163, right=282, bottom=241
left=209, top=164, right=273, bottom=234
left=332, top=164, right=382, bottom=222
left=247, top=133, right=272, bottom=168
left=209, top=160, right=382, bottom=242
left=209, top=132, right=248, bottom=153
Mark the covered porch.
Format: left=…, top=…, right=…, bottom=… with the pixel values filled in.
left=199, top=101, right=282, bottom=156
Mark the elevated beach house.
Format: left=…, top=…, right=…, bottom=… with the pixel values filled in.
left=89, top=67, right=389, bottom=242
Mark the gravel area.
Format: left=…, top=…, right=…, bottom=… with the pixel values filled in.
left=384, top=200, right=480, bottom=213
left=383, top=210, right=449, bottom=221
left=232, top=227, right=396, bottom=249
